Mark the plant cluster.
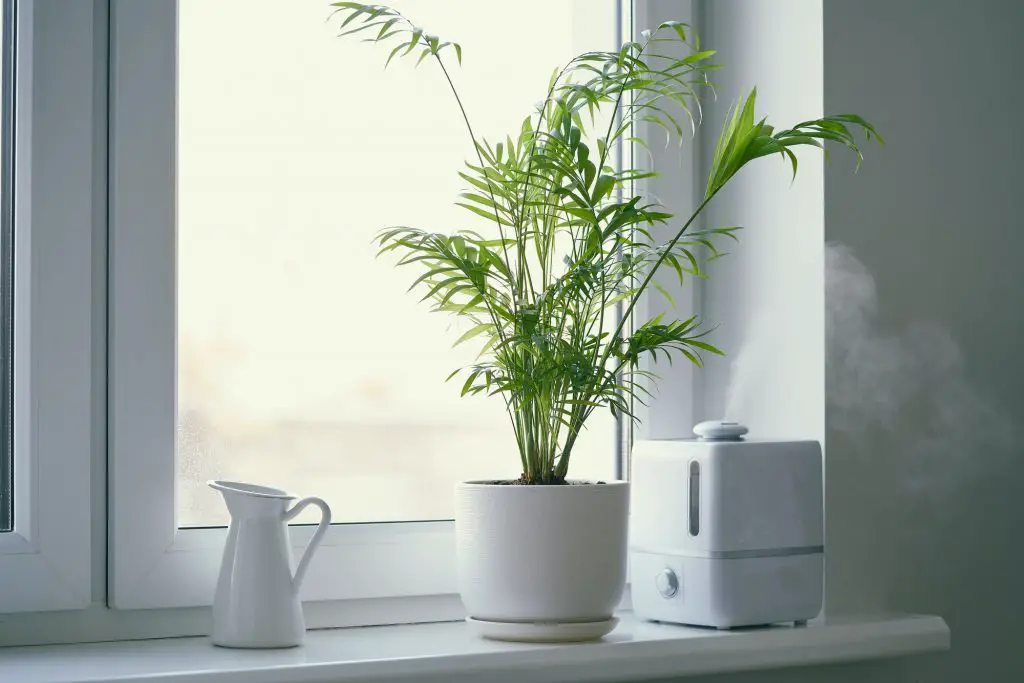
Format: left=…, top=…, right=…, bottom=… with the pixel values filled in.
left=332, top=2, right=879, bottom=484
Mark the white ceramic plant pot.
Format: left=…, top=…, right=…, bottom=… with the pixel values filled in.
left=455, top=480, right=629, bottom=641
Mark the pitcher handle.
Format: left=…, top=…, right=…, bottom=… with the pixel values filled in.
left=283, top=496, right=332, bottom=591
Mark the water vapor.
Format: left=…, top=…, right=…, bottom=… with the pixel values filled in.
left=824, top=243, right=1015, bottom=495
left=721, top=242, right=1016, bottom=499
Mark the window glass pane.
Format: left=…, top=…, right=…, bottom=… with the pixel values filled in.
left=0, top=0, right=14, bottom=534
left=177, top=0, right=619, bottom=527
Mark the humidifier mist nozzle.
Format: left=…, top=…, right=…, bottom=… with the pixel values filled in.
left=693, top=420, right=749, bottom=441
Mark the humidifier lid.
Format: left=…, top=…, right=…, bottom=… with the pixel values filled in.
left=693, top=419, right=749, bottom=441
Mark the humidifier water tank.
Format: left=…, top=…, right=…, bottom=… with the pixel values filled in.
left=629, top=421, right=823, bottom=628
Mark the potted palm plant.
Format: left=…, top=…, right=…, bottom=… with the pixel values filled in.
left=332, top=3, right=878, bottom=641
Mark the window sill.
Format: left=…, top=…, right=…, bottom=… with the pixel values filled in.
left=0, top=612, right=949, bottom=683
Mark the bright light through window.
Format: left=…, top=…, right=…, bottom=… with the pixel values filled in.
left=176, top=0, right=620, bottom=527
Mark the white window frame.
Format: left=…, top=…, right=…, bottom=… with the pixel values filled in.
left=0, top=0, right=95, bottom=613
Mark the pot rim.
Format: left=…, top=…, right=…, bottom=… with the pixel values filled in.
left=458, top=479, right=628, bottom=488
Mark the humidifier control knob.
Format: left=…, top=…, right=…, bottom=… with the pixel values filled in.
left=656, top=568, right=679, bottom=598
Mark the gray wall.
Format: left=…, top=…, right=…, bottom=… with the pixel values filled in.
left=823, top=0, right=1024, bottom=680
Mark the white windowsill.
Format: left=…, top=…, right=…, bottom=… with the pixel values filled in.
left=0, top=611, right=949, bottom=683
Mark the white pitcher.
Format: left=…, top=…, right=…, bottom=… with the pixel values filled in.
left=209, top=480, right=332, bottom=648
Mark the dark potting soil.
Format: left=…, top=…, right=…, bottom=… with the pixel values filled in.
left=480, top=478, right=608, bottom=486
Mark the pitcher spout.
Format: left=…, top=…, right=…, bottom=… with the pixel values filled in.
left=208, top=480, right=295, bottom=518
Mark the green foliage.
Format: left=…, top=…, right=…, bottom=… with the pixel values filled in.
left=332, top=3, right=879, bottom=484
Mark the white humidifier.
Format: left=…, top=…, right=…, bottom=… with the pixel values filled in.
left=629, top=420, right=823, bottom=629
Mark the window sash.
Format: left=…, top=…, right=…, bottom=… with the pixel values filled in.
left=107, top=0, right=645, bottom=612
left=0, top=0, right=96, bottom=613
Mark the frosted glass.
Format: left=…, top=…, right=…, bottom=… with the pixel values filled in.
left=176, top=0, right=619, bottom=527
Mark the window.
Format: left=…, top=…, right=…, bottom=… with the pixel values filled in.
left=110, top=0, right=623, bottom=610
left=0, top=0, right=834, bottom=648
